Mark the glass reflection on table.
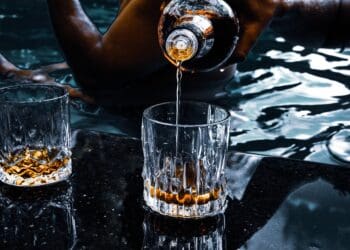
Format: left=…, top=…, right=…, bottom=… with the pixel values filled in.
left=142, top=212, right=226, bottom=250
left=0, top=181, right=76, bottom=249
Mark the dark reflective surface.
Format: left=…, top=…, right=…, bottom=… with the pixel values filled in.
left=0, top=182, right=76, bottom=249
left=142, top=213, right=226, bottom=249
left=1, top=130, right=350, bottom=249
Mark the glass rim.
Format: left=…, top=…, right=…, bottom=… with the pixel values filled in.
left=143, top=101, right=231, bottom=128
left=0, top=83, right=69, bottom=104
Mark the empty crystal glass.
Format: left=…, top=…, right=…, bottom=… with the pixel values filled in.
left=142, top=102, right=230, bottom=218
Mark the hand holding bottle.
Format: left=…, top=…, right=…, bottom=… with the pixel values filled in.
left=159, top=0, right=284, bottom=71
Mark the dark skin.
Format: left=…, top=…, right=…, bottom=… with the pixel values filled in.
left=0, top=0, right=349, bottom=107
left=44, top=0, right=281, bottom=90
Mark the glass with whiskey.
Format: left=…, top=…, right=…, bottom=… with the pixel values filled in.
left=142, top=102, right=230, bottom=218
left=0, top=84, right=71, bottom=186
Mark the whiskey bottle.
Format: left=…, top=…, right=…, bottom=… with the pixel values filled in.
left=158, top=0, right=239, bottom=72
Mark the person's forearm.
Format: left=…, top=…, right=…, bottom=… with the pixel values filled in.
left=271, top=0, right=350, bottom=48
left=46, top=0, right=103, bottom=70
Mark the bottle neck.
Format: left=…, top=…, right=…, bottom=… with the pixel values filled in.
left=165, top=15, right=214, bottom=62
left=165, top=29, right=199, bottom=62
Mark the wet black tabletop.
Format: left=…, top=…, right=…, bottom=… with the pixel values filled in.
left=1, top=130, right=350, bottom=249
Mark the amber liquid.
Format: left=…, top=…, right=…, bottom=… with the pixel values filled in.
left=159, top=11, right=239, bottom=71
left=148, top=185, right=221, bottom=206
left=175, top=62, right=183, bottom=156
left=167, top=46, right=196, bottom=62
left=147, top=160, right=222, bottom=206
left=0, top=147, right=70, bottom=186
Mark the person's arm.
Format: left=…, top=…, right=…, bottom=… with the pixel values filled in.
left=46, top=0, right=167, bottom=90
left=101, top=0, right=167, bottom=75
left=46, top=1, right=104, bottom=87
left=0, top=54, right=17, bottom=75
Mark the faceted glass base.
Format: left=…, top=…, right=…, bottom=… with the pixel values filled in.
left=144, top=188, right=227, bottom=219
left=327, top=129, right=350, bottom=163
left=0, top=160, right=72, bottom=187
left=0, top=147, right=72, bottom=187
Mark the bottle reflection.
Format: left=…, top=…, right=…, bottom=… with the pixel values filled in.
left=0, top=181, right=76, bottom=249
left=142, top=212, right=226, bottom=250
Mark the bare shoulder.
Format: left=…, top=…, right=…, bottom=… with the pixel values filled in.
left=119, top=0, right=132, bottom=11
left=117, top=0, right=163, bottom=17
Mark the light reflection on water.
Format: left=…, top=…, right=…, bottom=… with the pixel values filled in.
left=1, top=0, right=350, bottom=165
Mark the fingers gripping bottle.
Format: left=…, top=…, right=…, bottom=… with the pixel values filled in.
left=158, top=0, right=239, bottom=72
